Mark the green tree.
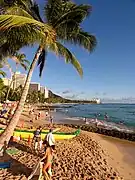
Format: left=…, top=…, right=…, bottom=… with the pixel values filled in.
left=0, top=0, right=96, bottom=145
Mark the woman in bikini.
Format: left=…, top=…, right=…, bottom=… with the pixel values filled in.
left=42, top=145, right=55, bottom=179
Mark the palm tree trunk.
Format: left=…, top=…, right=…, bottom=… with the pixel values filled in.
left=0, top=47, right=43, bottom=146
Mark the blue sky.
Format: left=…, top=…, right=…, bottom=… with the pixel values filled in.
left=5, top=0, right=135, bottom=101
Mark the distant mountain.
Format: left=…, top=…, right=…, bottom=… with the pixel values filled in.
left=48, top=90, right=64, bottom=99
left=47, top=90, right=98, bottom=104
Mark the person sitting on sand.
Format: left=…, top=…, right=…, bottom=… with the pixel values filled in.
left=33, top=126, right=42, bottom=150
left=42, top=145, right=55, bottom=179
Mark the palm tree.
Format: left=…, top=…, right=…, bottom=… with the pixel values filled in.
left=5, top=52, right=30, bottom=101
left=0, top=15, right=55, bottom=146
left=0, top=0, right=96, bottom=145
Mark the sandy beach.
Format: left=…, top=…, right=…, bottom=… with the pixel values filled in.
left=0, top=109, right=135, bottom=179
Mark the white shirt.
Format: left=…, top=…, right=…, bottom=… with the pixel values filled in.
left=46, top=132, right=55, bottom=146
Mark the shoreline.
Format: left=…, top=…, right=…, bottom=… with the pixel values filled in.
left=49, top=111, right=135, bottom=142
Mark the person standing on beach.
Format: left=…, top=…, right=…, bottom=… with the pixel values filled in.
left=33, top=126, right=42, bottom=150
left=43, top=129, right=55, bottom=151
left=83, top=117, right=87, bottom=124
left=50, top=116, right=53, bottom=125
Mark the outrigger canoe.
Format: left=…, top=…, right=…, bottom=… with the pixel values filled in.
left=0, top=128, right=80, bottom=140
left=18, top=127, right=61, bottom=133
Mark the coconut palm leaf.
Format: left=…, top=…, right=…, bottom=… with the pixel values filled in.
left=66, top=29, right=97, bottom=52
left=0, top=14, right=55, bottom=60
left=31, top=2, right=44, bottom=22
left=0, top=70, right=6, bottom=77
left=45, top=1, right=91, bottom=26
left=37, top=49, right=47, bottom=77
left=44, top=1, right=96, bottom=51
left=12, top=52, right=30, bottom=70
left=0, top=15, right=53, bottom=35
left=5, top=6, right=34, bottom=18
left=49, top=41, right=83, bottom=77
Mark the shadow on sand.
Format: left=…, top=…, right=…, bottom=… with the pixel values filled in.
left=9, top=141, right=38, bottom=156
left=0, top=152, right=32, bottom=177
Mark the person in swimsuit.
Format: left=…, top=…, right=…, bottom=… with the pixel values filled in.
left=42, top=145, right=55, bottom=179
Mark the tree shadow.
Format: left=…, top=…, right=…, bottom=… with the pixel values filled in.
left=9, top=141, right=43, bottom=158
left=9, top=141, right=35, bottom=155
left=0, top=152, right=32, bottom=177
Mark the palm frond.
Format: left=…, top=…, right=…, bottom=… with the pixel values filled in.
left=22, top=59, right=30, bottom=65
left=5, top=6, right=34, bottom=18
left=49, top=42, right=83, bottom=77
left=0, top=70, right=6, bottom=77
left=12, top=52, right=30, bottom=70
left=0, top=15, right=53, bottom=35
left=19, top=63, right=28, bottom=70
left=45, top=1, right=91, bottom=27
left=45, top=1, right=92, bottom=42
left=0, top=14, right=55, bottom=60
left=66, top=30, right=97, bottom=52
left=37, top=49, right=47, bottom=77
left=31, top=2, right=44, bottom=22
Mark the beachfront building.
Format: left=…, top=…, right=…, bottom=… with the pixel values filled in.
left=93, top=98, right=101, bottom=104
left=29, top=82, right=40, bottom=92
left=40, top=86, right=49, bottom=98
left=12, top=72, right=26, bottom=90
left=44, top=87, right=49, bottom=99
left=40, top=86, right=45, bottom=94
left=2, top=78, right=12, bottom=87
left=29, top=83, right=49, bottom=98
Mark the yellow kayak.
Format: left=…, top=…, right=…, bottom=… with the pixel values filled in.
left=0, top=128, right=80, bottom=140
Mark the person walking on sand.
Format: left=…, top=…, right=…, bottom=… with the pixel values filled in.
left=41, top=145, right=55, bottom=179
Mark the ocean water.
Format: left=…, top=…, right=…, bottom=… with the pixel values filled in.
left=56, top=104, right=135, bottom=132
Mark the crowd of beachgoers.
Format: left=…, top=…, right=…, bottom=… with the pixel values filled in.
left=0, top=102, right=53, bottom=127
